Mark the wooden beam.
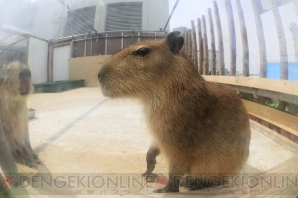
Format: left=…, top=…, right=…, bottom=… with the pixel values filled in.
left=208, top=8, right=216, bottom=75
left=269, top=0, right=288, bottom=80
left=235, top=0, right=249, bottom=77
left=251, top=0, right=267, bottom=78
left=191, top=20, right=198, bottom=72
left=197, top=18, right=204, bottom=75
left=202, top=15, right=209, bottom=75
left=242, top=99, right=298, bottom=137
left=202, top=75, right=298, bottom=96
left=224, top=0, right=237, bottom=76
left=213, top=1, right=225, bottom=76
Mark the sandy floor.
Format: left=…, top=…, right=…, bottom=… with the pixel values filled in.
left=5, top=87, right=298, bottom=198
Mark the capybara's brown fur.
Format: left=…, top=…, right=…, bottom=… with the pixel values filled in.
left=98, top=31, right=251, bottom=192
left=0, top=62, right=38, bottom=170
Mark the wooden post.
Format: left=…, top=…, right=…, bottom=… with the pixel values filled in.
left=25, top=36, right=30, bottom=65
left=208, top=8, right=216, bottom=75
left=191, top=20, right=198, bottom=72
left=202, top=15, right=209, bottom=75
left=188, top=29, right=192, bottom=58
left=70, top=40, right=74, bottom=58
left=185, top=31, right=189, bottom=55
left=269, top=0, right=288, bottom=80
left=48, top=45, right=53, bottom=82
left=224, top=0, right=236, bottom=76
left=235, top=0, right=249, bottom=77
left=294, top=0, right=298, bottom=18
left=213, top=1, right=225, bottom=76
left=181, top=32, right=186, bottom=52
left=251, top=0, right=267, bottom=78
left=197, top=18, right=204, bottom=75
left=289, top=23, right=298, bottom=62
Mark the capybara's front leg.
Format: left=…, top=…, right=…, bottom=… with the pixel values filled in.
left=142, top=143, right=160, bottom=181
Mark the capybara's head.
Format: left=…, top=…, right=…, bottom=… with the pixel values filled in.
left=2, top=62, right=32, bottom=96
left=98, top=31, right=196, bottom=99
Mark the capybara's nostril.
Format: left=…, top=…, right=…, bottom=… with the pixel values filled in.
left=98, top=65, right=109, bottom=83
left=97, top=72, right=101, bottom=80
left=98, top=71, right=104, bottom=81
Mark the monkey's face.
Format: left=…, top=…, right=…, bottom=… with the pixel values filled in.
left=2, top=62, right=32, bottom=96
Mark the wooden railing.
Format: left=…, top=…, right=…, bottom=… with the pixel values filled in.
left=182, top=0, right=298, bottom=143
left=202, top=76, right=298, bottom=143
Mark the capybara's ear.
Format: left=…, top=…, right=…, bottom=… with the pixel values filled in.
left=166, top=31, right=184, bottom=54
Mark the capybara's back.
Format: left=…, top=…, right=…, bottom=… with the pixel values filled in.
left=98, top=31, right=251, bottom=192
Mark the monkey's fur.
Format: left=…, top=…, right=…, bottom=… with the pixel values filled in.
left=98, top=31, right=251, bottom=192
left=0, top=62, right=38, bottom=171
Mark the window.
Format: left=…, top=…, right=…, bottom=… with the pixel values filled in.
left=65, top=6, right=96, bottom=36
left=105, top=2, right=142, bottom=31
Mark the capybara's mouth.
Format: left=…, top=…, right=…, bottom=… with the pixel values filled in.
left=19, top=87, right=30, bottom=95
left=20, top=91, right=29, bottom=95
left=100, top=85, right=113, bottom=97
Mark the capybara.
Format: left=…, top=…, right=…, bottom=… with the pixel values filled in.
left=98, top=31, right=251, bottom=192
left=0, top=62, right=38, bottom=170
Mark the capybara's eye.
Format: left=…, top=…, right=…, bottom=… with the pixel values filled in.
left=19, top=70, right=31, bottom=78
left=133, top=48, right=151, bottom=56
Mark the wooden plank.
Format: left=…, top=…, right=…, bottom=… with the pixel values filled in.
left=251, top=0, right=267, bottom=78
left=208, top=8, right=216, bottom=75
left=242, top=99, right=298, bottom=137
left=250, top=120, right=298, bottom=153
left=202, top=15, right=209, bottom=75
left=197, top=18, right=204, bottom=75
left=202, top=75, right=298, bottom=96
left=224, top=0, right=236, bottom=76
left=269, top=0, right=288, bottom=80
left=213, top=1, right=225, bottom=76
left=191, top=20, right=198, bottom=72
left=235, top=0, right=249, bottom=77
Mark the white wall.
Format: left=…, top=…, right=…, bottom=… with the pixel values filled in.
left=27, top=37, right=48, bottom=84
left=53, top=45, right=70, bottom=81
left=68, top=0, right=169, bottom=32
left=4, top=0, right=169, bottom=40
left=148, top=0, right=170, bottom=31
